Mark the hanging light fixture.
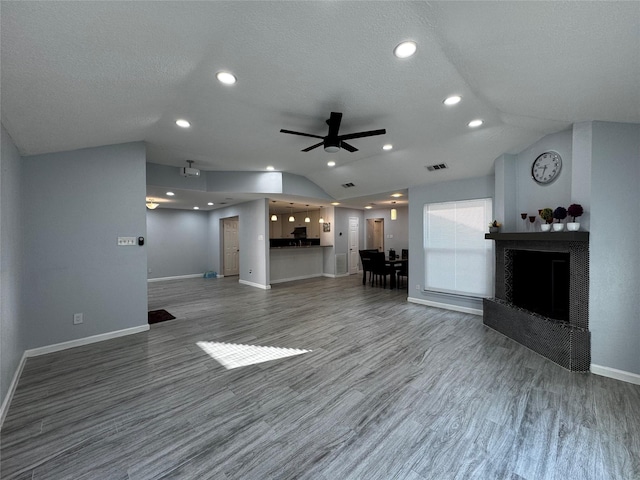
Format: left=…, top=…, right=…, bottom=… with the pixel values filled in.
left=391, top=208, right=397, bottom=220
left=305, top=205, right=311, bottom=223
left=319, top=206, right=324, bottom=224
left=288, top=204, right=295, bottom=222
left=271, top=214, right=278, bottom=222
left=146, top=198, right=159, bottom=210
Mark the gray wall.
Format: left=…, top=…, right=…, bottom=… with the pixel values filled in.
left=1, top=125, right=26, bottom=406
left=21, top=143, right=148, bottom=347
left=146, top=209, right=211, bottom=279
left=364, top=206, right=408, bottom=253
left=408, top=176, right=495, bottom=311
left=589, top=121, right=640, bottom=374
left=208, top=198, right=269, bottom=287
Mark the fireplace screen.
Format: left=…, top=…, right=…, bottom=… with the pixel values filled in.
left=510, top=250, right=570, bottom=321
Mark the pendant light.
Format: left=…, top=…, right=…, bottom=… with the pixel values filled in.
left=288, top=204, right=295, bottom=222
left=304, top=205, right=311, bottom=223
left=391, top=201, right=397, bottom=220
left=318, top=206, right=324, bottom=224
left=146, top=198, right=159, bottom=210
left=271, top=214, right=278, bottom=222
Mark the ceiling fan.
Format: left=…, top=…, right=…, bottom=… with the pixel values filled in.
left=280, top=112, right=386, bottom=153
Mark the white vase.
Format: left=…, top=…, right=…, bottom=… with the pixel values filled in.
left=552, top=223, right=565, bottom=232
left=567, top=222, right=580, bottom=231
left=541, top=224, right=552, bottom=232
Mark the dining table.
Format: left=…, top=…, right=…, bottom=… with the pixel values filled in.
left=386, top=257, right=407, bottom=289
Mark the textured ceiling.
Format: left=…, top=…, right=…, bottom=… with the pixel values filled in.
left=2, top=1, right=639, bottom=209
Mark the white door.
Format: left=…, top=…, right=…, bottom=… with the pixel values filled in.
left=223, top=217, right=239, bottom=276
left=348, top=217, right=359, bottom=274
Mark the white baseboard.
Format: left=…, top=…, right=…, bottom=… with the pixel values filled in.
left=407, top=297, right=483, bottom=316
left=25, top=325, right=149, bottom=357
left=148, top=273, right=204, bottom=282
left=591, top=364, right=640, bottom=385
left=239, top=279, right=271, bottom=290
left=322, top=273, right=351, bottom=278
left=0, top=351, right=28, bottom=430
left=270, top=273, right=324, bottom=284
left=1, top=324, right=148, bottom=430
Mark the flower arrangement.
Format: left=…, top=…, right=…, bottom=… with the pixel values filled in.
left=540, top=208, right=553, bottom=224
left=567, top=203, right=584, bottom=222
left=489, top=220, right=502, bottom=228
left=553, top=206, right=567, bottom=223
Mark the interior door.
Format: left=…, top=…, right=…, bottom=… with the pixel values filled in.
left=223, top=217, right=239, bottom=276
left=373, top=219, right=384, bottom=252
left=348, top=217, right=359, bottom=274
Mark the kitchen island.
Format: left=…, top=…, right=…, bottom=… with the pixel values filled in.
left=270, top=244, right=332, bottom=284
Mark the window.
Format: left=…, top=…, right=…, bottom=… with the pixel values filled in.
left=423, top=198, right=494, bottom=298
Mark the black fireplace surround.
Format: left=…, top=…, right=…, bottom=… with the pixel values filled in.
left=483, top=232, right=590, bottom=371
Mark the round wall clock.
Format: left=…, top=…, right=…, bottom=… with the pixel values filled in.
left=531, top=151, right=562, bottom=185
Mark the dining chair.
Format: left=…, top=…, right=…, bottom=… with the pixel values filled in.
left=397, top=251, right=408, bottom=288
left=371, top=252, right=393, bottom=288
left=359, top=250, right=375, bottom=285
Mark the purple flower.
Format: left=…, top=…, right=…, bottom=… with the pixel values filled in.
left=567, top=204, right=584, bottom=221
left=553, top=206, right=567, bottom=222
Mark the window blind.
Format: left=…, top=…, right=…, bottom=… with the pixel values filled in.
left=423, top=198, right=494, bottom=298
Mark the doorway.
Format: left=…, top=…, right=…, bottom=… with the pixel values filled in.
left=366, top=218, right=384, bottom=252
left=348, top=217, right=359, bottom=274
left=222, top=216, right=239, bottom=276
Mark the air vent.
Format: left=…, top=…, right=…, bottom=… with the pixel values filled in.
left=426, top=163, right=448, bottom=171
left=342, top=182, right=355, bottom=188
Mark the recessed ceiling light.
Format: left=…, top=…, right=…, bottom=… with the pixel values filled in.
left=216, top=71, right=237, bottom=85
left=468, top=119, right=483, bottom=128
left=176, top=119, right=191, bottom=128
left=327, top=160, right=336, bottom=167
left=266, top=165, right=275, bottom=171
left=443, top=95, right=462, bottom=106
left=166, top=191, right=175, bottom=196
left=391, top=193, right=403, bottom=198
left=207, top=202, right=214, bottom=206
left=383, top=144, right=393, bottom=151
left=331, top=202, right=340, bottom=206
left=394, top=41, right=417, bottom=59
left=193, top=206, right=199, bottom=210
left=365, top=205, right=373, bottom=209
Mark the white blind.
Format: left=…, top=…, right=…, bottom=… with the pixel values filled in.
left=423, top=198, right=494, bottom=298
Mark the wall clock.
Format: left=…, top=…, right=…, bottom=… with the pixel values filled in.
left=531, top=151, right=562, bottom=185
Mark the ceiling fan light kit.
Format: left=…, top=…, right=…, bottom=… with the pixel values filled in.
left=281, top=112, right=386, bottom=153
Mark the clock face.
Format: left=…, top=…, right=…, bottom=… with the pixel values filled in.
left=532, top=151, right=562, bottom=184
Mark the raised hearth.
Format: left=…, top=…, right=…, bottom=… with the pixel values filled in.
left=483, top=232, right=590, bottom=371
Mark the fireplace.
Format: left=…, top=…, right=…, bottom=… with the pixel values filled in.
left=483, top=231, right=590, bottom=371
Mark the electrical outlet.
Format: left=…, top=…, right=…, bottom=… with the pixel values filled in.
left=249, top=269, right=252, bottom=274
left=73, top=313, right=83, bottom=324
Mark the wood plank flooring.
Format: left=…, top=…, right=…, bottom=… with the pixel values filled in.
left=1, top=275, right=639, bottom=479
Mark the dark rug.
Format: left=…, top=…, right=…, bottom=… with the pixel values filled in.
left=148, top=309, right=176, bottom=325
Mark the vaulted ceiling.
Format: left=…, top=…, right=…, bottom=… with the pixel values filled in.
left=2, top=2, right=638, bottom=210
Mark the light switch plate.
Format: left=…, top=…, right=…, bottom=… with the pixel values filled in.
left=117, top=237, right=136, bottom=246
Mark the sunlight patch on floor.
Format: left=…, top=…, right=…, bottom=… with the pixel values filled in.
left=196, top=341, right=311, bottom=369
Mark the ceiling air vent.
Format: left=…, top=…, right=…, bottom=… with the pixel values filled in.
left=342, top=182, right=356, bottom=188
left=426, top=163, right=448, bottom=172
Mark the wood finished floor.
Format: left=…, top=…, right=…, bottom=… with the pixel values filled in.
left=1, top=275, right=639, bottom=479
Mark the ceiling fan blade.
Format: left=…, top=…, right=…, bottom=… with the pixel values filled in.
left=338, top=129, right=386, bottom=141
left=340, top=142, right=358, bottom=152
left=302, top=141, right=324, bottom=152
left=326, top=112, right=342, bottom=138
left=280, top=129, right=324, bottom=140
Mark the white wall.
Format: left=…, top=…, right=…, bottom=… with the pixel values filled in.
left=146, top=209, right=211, bottom=279
left=1, top=125, right=26, bottom=409
left=21, top=143, right=148, bottom=347
left=589, top=121, right=640, bottom=375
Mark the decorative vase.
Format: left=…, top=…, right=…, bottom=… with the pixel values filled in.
left=541, top=224, right=552, bottom=232
left=489, top=226, right=499, bottom=233
left=552, top=223, right=565, bottom=232
left=567, top=222, right=580, bottom=231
